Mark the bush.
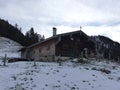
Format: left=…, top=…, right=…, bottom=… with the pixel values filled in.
left=100, top=68, right=111, bottom=74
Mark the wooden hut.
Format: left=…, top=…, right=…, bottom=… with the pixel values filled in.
left=21, top=28, right=96, bottom=61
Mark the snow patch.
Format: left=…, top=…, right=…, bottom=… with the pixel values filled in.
left=0, top=60, right=120, bottom=90
left=0, top=37, right=23, bottom=58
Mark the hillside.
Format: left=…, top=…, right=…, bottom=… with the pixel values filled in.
left=91, top=35, right=120, bottom=61
left=0, top=18, right=44, bottom=46
left=0, top=36, right=23, bottom=58
left=0, top=59, right=120, bottom=90
left=0, top=19, right=27, bottom=46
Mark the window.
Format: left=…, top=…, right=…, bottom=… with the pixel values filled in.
left=39, top=48, right=42, bottom=53
left=46, top=45, right=51, bottom=50
left=33, top=50, right=35, bottom=54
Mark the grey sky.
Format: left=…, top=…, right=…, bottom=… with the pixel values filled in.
left=0, top=0, right=120, bottom=43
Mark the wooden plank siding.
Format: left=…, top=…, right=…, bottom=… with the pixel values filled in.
left=55, top=32, right=95, bottom=58
left=25, top=39, right=56, bottom=61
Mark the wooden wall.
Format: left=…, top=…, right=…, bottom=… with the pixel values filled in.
left=55, top=33, right=95, bottom=58
left=21, top=32, right=96, bottom=61
left=25, top=39, right=56, bottom=61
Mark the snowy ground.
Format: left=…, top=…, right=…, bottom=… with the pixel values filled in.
left=0, top=59, right=120, bottom=90
left=0, top=37, right=22, bottom=58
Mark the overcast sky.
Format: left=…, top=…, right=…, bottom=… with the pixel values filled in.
left=0, top=0, right=120, bottom=43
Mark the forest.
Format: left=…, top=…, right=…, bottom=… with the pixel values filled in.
left=0, top=18, right=44, bottom=46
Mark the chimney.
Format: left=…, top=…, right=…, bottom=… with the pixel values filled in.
left=80, top=26, right=82, bottom=30
left=53, top=27, right=57, bottom=36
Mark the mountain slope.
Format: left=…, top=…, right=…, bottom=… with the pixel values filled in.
left=0, top=19, right=28, bottom=46
left=91, top=35, right=120, bottom=61
left=0, top=36, right=23, bottom=58
left=0, top=18, right=44, bottom=46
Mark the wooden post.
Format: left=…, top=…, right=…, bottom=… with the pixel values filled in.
left=96, top=42, right=100, bottom=61
left=101, top=53, right=104, bottom=59
left=108, top=52, right=111, bottom=60
left=81, top=51, right=83, bottom=60
left=118, top=57, right=120, bottom=63
left=84, top=48, right=88, bottom=58
left=3, top=54, right=7, bottom=66
left=34, top=59, right=36, bottom=66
